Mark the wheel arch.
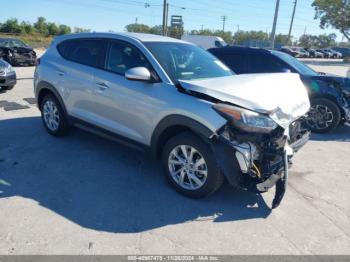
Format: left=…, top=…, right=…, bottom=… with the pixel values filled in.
left=150, top=115, right=216, bottom=159
left=36, top=81, right=67, bottom=115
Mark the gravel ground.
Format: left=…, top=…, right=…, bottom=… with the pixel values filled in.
left=0, top=61, right=349, bottom=255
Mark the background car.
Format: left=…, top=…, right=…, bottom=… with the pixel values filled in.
left=305, top=48, right=324, bottom=58
left=0, top=38, right=37, bottom=66
left=316, top=49, right=332, bottom=58
left=0, top=59, right=16, bottom=91
left=209, top=46, right=350, bottom=133
left=322, top=48, right=342, bottom=59
left=280, top=46, right=301, bottom=57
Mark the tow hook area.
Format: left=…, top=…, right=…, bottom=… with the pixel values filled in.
left=257, top=150, right=289, bottom=209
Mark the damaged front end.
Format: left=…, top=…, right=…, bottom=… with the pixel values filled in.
left=210, top=104, right=310, bottom=209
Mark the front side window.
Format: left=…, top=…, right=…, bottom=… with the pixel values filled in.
left=57, top=39, right=107, bottom=68
left=145, top=42, right=233, bottom=82
left=105, top=41, right=150, bottom=75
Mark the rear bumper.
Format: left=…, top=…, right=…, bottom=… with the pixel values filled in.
left=0, top=72, right=16, bottom=87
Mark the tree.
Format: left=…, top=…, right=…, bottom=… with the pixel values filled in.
left=125, top=23, right=150, bottom=33
left=275, top=34, right=292, bottom=45
left=0, top=18, right=23, bottom=33
left=168, top=26, right=184, bottom=39
left=312, top=0, right=350, bottom=41
left=34, top=17, right=48, bottom=35
left=21, top=21, right=35, bottom=34
left=47, top=23, right=60, bottom=35
left=149, top=25, right=162, bottom=35
left=299, top=33, right=337, bottom=48
left=74, top=27, right=91, bottom=33
left=233, top=30, right=268, bottom=44
left=58, top=24, right=71, bottom=35
left=189, top=29, right=233, bottom=44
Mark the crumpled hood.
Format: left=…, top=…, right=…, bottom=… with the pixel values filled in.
left=179, top=73, right=310, bottom=127
left=311, top=74, right=350, bottom=93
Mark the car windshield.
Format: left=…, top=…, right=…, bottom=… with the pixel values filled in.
left=0, top=39, right=26, bottom=48
left=144, top=42, right=233, bottom=82
left=0, top=39, right=10, bottom=47
left=272, top=50, right=317, bottom=76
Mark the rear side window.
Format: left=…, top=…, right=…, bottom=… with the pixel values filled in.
left=57, top=39, right=107, bottom=68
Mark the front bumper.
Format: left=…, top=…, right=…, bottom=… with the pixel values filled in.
left=0, top=72, right=17, bottom=87
left=211, top=121, right=309, bottom=209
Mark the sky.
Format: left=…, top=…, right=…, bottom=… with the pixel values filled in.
left=2, top=0, right=344, bottom=41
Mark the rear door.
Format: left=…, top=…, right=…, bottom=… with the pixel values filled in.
left=56, top=38, right=108, bottom=122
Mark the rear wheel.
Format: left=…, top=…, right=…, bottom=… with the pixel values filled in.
left=162, top=132, right=224, bottom=198
left=40, top=94, right=69, bottom=136
left=306, top=98, right=341, bottom=133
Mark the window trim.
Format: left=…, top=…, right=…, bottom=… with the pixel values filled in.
left=103, top=39, right=160, bottom=82
left=56, top=37, right=161, bottom=82
left=56, top=38, right=108, bottom=70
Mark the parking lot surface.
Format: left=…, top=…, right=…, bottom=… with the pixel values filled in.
left=0, top=63, right=349, bottom=254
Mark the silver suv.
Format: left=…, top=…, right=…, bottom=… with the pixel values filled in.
left=34, top=33, right=310, bottom=208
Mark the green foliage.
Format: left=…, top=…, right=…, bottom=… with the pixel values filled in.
left=125, top=23, right=184, bottom=39
left=189, top=29, right=233, bottom=44
left=298, top=33, right=337, bottom=48
left=125, top=23, right=151, bottom=33
left=275, top=34, right=292, bottom=45
left=0, top=18, right=24, bottom=33
left=0, top=17, right=84, bottom=37
left=312, top=0, right=350, bottom=41
left=233, top=30, right=268, bottom=44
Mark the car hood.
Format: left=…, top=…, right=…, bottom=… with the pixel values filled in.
left=179, top=73, right=310, bottom=128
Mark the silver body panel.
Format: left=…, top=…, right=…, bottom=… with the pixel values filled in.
left=34, top=32, right=309, bottom=146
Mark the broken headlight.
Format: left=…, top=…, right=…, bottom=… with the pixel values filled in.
left=213, top=103, right=278, bottom=133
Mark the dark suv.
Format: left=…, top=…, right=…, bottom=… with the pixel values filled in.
left=209, top=46, right=350, bottom=133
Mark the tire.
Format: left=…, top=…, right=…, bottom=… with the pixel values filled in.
left=1, top=85, right=15, bottom=91
left=162, top=132, right=224, bottom=198
left=40, top=94, right=69, bottom=136
left=306, top=98, right=341, bottom=133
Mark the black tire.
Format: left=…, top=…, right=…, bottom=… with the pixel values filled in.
left=306, top=98, right=341, bottom=133
left=1, top=85, right=15, bottom=91
left=40, top=94, right=69, bottom=136
left=162, top=132, right=224, bottom=198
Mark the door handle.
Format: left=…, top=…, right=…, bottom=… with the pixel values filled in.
left=96, top=82, right=109, bottom=90
left=56, top=70, right=65, bottom=76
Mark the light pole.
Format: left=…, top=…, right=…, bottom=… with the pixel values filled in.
left=270, top=0, right=280, bottom=49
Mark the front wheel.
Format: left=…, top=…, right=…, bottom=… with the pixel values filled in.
left=306, top=98, right=341, bottom=133
left=162, top=132, right=224, bottom=198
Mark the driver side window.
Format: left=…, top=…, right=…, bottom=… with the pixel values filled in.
left=105, top=41, right=150, bottom=75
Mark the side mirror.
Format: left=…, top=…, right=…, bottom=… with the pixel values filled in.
left=125, top=67, right=151, bottom=81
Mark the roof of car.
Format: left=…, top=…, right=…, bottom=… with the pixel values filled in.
left=54, top=32, right=187, bottom=44
left=208, top=46, right=272, bottom=54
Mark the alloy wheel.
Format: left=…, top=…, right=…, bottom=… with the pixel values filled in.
left=43, top=100, right=60, bottom=131
left=168, top=145, right=208, bottom=190
left=307, top=104, right=334, bottom=130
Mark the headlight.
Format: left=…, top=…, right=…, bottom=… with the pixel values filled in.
left=3, top=64, right=14, bottom=74
left=213, top=103, right=278, bottom=133
left=343, top=89, right=350, bottom=98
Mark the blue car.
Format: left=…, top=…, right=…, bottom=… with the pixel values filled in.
left=209, top=46, right=350, bottom=133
